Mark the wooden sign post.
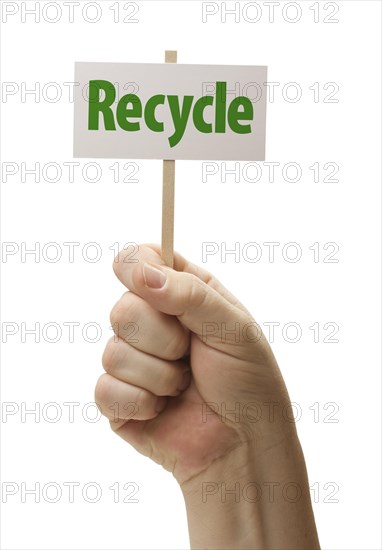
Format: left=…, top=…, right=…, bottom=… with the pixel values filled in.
left=161, top=50, right=177, bottom=268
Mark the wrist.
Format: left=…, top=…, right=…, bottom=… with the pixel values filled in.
left=180, top=432, right=319, bottom=550
left=180, top=429, right=300, bottom=504
left=180, top=440, right=266, bottom=550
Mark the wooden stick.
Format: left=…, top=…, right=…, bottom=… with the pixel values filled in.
left=161, top=50, right=177, bottom=268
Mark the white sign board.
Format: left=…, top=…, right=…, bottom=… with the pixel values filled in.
left=74, top=62, right=267, bottom=160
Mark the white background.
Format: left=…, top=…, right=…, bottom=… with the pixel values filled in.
left=0, top=1, right=381, bottom=549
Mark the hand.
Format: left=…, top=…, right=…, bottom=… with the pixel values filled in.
left=95, top=243, right=320, bottom=549
left=95, top=243, right=294, bottom=485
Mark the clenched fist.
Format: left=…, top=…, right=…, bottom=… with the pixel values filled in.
left=95, top=244, right=292, bottom=481
left=95, top=243, right=319, bottom=549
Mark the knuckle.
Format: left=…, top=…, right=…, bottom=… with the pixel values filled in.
left=110, top=291, right=137, bottom=326
left=153, top=366, right=175, bottom=396
left=94, top=373, right=111, bottom=408
left=102, top=337, right=119, bottom=374
left=110, top=299, right=124, bottom=327
left=133, top=386, right=150, bottom=411
left=112, top=251, right=124, bottom=278
left=162, top=331, right=188, bottom=361
left=183, top=274, right=208, bottom=311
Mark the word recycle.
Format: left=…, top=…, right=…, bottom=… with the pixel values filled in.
left=88, top=80, right=255, bottom=147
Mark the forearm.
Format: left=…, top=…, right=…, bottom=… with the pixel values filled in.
left=180, top=432, right=320, bottom=550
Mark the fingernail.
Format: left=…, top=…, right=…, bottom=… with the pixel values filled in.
left=155, top=396, right=167, bottom=413
left=143, top=263, right=167, bottom=289
left=177, top=369, right=191, bottom=392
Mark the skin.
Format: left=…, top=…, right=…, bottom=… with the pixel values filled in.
left=95, top=243, right=320, bottom=550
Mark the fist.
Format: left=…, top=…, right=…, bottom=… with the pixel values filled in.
left=95, top=244, right=292, bottom=485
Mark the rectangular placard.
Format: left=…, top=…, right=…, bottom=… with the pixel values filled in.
left=74, top=61, right=267, bottom=160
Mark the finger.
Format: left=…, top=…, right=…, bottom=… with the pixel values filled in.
left=120, top=266, right=261, bottom=362
left=110, top=289, right=190, bottom=360
left=95, top=373, right=167, bottom=421
left=102, top=336, right=191, bottom=397
left=113, top=244, right=266, bottom=361
left=114, top=243, right=250, bottom=315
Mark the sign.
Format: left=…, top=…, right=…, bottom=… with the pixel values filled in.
left=73, top=62, right=267, bottom=160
